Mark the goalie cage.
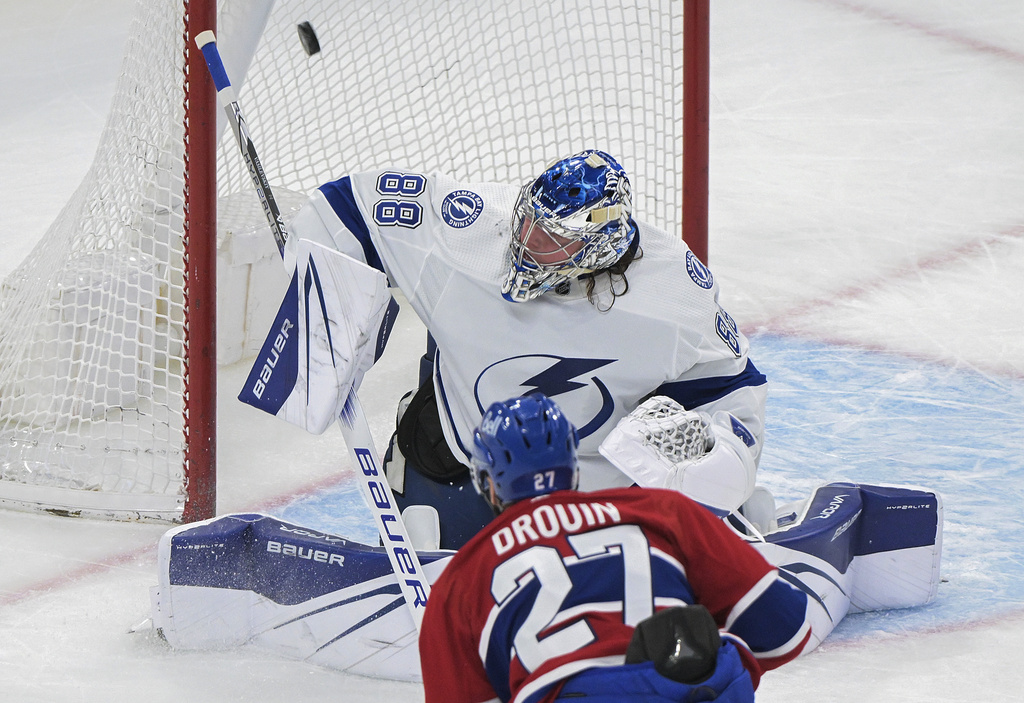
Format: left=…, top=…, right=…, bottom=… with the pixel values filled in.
left=0, top=0, right=708, bottom=523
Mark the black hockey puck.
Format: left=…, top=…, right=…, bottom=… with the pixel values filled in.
left=297, top=21, right=321, bottom=56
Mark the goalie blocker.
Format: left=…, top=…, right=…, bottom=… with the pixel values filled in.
left=150, top=480, right=941, bottom=680
left=237, top=238, right=399, bottom=434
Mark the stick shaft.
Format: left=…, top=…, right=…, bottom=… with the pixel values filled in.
left=194, top=30, right=429, bottom=629
left=196, top=30, right=287, bottom=256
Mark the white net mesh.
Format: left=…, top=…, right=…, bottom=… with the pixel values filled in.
left=217, top=0, right=684, bottom=232
left=0, top=0, right=189, bottom=520
left=0, top=0, right=685, bottom=521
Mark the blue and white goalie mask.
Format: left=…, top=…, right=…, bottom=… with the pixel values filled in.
left=502, top=150, right=637, bottom=303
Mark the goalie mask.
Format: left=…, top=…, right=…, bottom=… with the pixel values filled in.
left=501, top=150, right=637, bottom=303
left=470, top=395, right=580, bottom=511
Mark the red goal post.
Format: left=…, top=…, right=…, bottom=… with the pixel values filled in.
left=0, top=0, right=707, bottom=523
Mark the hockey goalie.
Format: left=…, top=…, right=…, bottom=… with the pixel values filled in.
left=158, top=37, right=942, bottom=687
left=147, top=188, right=941, bottom=689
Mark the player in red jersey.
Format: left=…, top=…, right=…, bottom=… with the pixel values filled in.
left=419, top=395, right=813, bottom=703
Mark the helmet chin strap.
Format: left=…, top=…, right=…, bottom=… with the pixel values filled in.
left=485, top=476, right=506, bottom=515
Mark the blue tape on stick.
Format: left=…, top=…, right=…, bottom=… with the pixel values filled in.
left=198, top=39, right=232, bottom=92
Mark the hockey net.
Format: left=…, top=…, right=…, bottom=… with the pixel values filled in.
left=0, top=0, right=691, bottom=522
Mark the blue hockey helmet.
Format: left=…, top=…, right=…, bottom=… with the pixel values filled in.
left=502, top=150, right=637, bottom=302
left=470, top=395, right=580, bottom=510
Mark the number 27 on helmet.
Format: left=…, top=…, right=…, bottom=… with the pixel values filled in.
left=470, top=395, right=580, bottom=511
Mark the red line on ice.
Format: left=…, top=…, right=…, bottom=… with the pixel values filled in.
left=0, top=472, right=354, bottom=608
left=817, top=0, right=1024, bottom=65
left=752, top=226, right=1024, bottom=378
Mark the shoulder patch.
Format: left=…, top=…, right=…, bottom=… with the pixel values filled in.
left=441, top=189, right=484, bottom=229
left=686, top=250, right=714, bottom=289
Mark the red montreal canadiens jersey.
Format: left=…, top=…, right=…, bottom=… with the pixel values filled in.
left=419, top=487, right=812, bottom=703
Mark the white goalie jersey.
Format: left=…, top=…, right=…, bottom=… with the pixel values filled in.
left=287, top=169, right=768, bottom=490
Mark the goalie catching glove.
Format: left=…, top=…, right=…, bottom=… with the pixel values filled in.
left=598, top=396, right=756, bottom=514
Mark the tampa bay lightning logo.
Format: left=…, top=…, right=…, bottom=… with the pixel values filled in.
left=441, top=190, right=484, bottom=229
left=474, top=354, right=616, bottom=439
left=686, top=250, right=714, bottom=289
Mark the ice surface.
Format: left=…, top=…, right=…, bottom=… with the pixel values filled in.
left=2, top=0, right=1024, bottom=701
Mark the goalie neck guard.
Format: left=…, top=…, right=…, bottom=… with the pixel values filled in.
left=502, top=150, right=637, bottom=303
left=470, top=395, right=580, bottom=511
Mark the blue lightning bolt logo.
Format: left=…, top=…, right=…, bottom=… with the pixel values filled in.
left=474, top=355, right=616, bottom=439
left=520, top=357, right=614, bottom=397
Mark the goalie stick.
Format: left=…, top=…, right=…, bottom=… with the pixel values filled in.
left=195, top=31, right=287, bottom=257
left=195, top=30, right=430, bottom=629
